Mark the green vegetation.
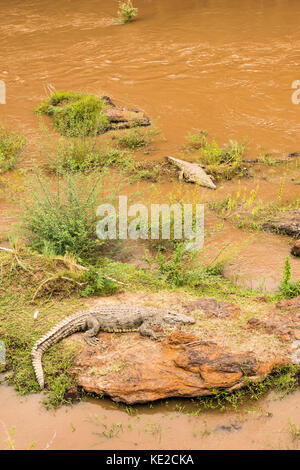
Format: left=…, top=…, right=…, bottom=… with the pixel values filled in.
left=20, top=171, right=118, bottom=261
left=42, top=136, right=133, bottom=173
left=290, top=420, right=300, bottom=439
left=117, top=1, right=138, bottom=23
left=156, top=243, right=224, bottom=288
left=278, top=258, right=300, bottom=299
left=112, top=127, right=158, bottom=150
left=0, top=124, right=25, bottom=172
left=209, top=183, right=300, bottom=233
left=39, top=130, right=172, bottom=182
left=184, top=131, right=248, bottom=181
left=36, top=91, right=110, bottom=137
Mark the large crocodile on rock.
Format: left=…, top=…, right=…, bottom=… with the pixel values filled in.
left=32, top=305, right=195, bottom=389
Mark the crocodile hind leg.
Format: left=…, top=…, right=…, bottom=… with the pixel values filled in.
left=83, top=315, right=101, bottom=346
left=139, top=321, right=160, bottom=340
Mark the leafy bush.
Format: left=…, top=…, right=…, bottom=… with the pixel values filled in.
left=42, top=135, right=133, bottom=173
left=117, top=1, right=138, bottom=23
left=36, top=91, right=110, bottom=137
left=0, top=124, right=25, bottom=172
left=185, top=132, right=248, bottom=180
left=112, top=127, right=159, bottom=150
left=79, top=266, right=118, bottom=297
left=21, top=171, right=117, bottom=260
left=278, top=257, right=300, bottom=299
left=157, top=243, right=224, bottom=288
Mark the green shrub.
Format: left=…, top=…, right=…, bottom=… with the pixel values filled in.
left=185, top=132, right=248, bottom=180
left=36, top=91, right=110, bottom=137
left=42, top=135, right=133, bottom=173
left=117, top=1, right=138, bottom=23
left=157, top=243, right=224, bottom=288
left=112, top=127, right=158, bottom=150
left=278, top=257, right=300, bottom=299
left=20, top=171, right=117, bottom=261
left=0, top=124, right=25, bottom=172
left=79, top=266, right=118, bottom=297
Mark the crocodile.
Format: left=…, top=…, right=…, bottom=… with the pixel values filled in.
left=165, top=156, right=216, bottom=190
left=32, top=304, right=195, bottom=389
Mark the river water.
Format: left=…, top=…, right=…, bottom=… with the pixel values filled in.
left=1, top=0, right=300, bottom=449
left=1, top=384, right=300, bottom=450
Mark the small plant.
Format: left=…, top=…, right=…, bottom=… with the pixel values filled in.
left=102, top=422, right=123, bottom=439
left=117, top=1, right=138, bottom=23
left=0, top=124, right=25, bottom=172
left=278, top=257, right=300, bottom=299
left=79, top=266, right=118, bottom=297
left=156, top=243, right=224, bottom=289
left=184, top=130, right=208, bottom=151
left=4, top=426, right=16, bottom=450
left=290, top=420, right=300, bottom=439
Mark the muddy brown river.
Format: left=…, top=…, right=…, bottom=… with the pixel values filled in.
left=1, top=385, right=300, bottom=450
left=1, top=0, right=300, bottom=450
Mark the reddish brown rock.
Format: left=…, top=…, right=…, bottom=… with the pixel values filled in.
left=291, top=239, right=300, bottom=257
left=103, top=98, right=150, bottom=129
left=183, top=298, right=241, bottom=319
left=70, top=330, right=285, bottom=404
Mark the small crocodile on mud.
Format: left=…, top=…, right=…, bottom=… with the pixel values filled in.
left=165, top=156, right=217, bottom=189
left=32, top=305, right=195, bottom=389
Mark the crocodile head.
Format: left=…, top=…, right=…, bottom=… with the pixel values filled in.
left=163, top=310, right=195, bottom=325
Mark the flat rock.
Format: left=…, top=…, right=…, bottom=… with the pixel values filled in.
left=70, top=330, right=284, bottom=404
left=101, top=95, right=150, bottom=129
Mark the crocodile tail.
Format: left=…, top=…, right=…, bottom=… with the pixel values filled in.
left=31, top=312, right=87, bottom=389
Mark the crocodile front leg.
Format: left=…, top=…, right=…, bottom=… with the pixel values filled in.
left=83, top=314, right=101, bottom=346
